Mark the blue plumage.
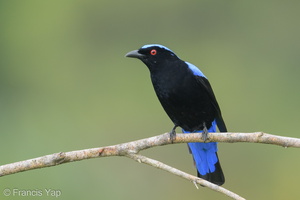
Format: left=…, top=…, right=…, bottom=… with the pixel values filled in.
left=183, top=120, right=218, bottom=176
left=141, top=44, right=172, bottom=52
left=185, top=62, right=207, bottom=78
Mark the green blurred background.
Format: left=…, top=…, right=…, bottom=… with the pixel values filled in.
left=1, top=0, right=299, bottom=199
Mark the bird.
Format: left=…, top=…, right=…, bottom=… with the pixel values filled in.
left=125, top=44, right=227, bottom=186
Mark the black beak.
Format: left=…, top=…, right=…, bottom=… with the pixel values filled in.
left=125, top=50, right=144, bottom=59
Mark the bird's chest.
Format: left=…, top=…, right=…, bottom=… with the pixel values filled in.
left=151, top=69, right=187, bottom=99
left=151, top=70, right=209, bottom=108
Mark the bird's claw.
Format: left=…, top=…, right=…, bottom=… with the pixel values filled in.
left=202, top=123, right=209, bottom=142
left=169, top=125, right=178, bottom=143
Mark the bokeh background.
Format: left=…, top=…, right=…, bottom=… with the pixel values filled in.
left=1, top=0, right=300, bottom=199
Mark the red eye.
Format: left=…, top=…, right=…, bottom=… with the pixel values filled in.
left=150, top=49, right=157, bottom=55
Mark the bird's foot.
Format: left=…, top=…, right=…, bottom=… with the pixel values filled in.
left=202, top=123, right=209, bottom=142
left=169, top=125, right=178, bottom=143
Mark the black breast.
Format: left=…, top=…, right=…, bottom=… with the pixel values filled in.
left=150, top=61, right=217, bottom=132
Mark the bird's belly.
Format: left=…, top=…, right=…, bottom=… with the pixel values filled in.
left=160, top=95, right=216, bottom=132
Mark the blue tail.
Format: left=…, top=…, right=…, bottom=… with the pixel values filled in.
left=183, top=120, right=225, bottom=185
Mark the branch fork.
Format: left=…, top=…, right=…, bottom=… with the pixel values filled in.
left=1, top=132, right=299, bottom=200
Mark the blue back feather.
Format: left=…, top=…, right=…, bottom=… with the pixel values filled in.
left=183, top=120, right=218, bottom=175
left=185, top=62, right=207, bottom=78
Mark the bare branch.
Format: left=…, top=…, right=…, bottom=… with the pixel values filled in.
left=0, top=132, right=299, bottom=199
left=127, top=154, right=246, bottom=200
left=175, top=132, right=300, bottom=148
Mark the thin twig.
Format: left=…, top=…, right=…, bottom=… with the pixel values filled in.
left=126, top=153, right=246, bottom=200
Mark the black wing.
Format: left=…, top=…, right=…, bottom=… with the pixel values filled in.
left=195, top=76, right=227, bottom=132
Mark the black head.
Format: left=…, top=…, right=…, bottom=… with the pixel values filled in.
left=125, top=44, right=179, bottom=71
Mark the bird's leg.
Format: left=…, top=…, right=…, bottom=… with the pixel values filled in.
left=169, top=125, right=178, bottom=143
left=202, top=122, right=208, bottom=142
